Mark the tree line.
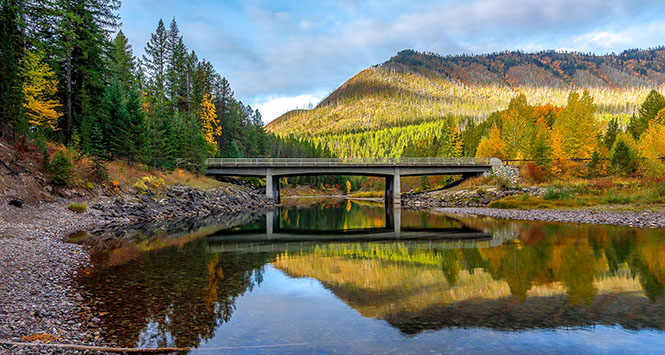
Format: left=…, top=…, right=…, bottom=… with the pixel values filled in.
left=0, top=0, right=326, bottom=179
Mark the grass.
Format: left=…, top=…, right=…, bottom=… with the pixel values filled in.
left=67, top=203, right=88, bottom=213
left=486, top=176, right=665, bottom=210
left=349, top=191, right=385, bottom=198
left=104, top=160, right=225, bottom=191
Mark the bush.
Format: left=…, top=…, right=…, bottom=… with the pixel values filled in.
left=67, top=203, right=88, bottom=213
left=49, top=151, right=74, bottom=186
left=543, top=186, right=572, bottom=200
left=88, top=156, right=109, bottom=182
left=133, top=176, right=165, bottom=194
left=522, top=163, right=548, bottom=183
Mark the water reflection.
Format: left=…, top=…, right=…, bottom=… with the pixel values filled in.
left=74, top=199, right=665, bottom=351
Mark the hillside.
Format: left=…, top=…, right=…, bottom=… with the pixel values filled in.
left=266, top=48, right=665, bottom=138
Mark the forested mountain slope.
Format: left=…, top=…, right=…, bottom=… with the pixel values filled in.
left=267, top=48, right=665, bottom=137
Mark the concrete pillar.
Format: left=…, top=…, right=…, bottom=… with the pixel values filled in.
left=265, top=169, right=273, bottom=200
left=393, top=205, right=401, bottom=239
left=266, top=210, right=274, bottom=239
left=385, top=169, right=401, bottom=206
left=272, top=176, right=281, bottom=204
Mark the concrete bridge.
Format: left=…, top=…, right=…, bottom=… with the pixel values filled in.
left=206, top=157, right=501, bottom=205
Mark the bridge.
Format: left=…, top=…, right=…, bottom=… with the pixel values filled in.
left=206, top=157, right=501, bottom=205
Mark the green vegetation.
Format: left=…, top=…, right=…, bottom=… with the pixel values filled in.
left=0, top=3, right=340, bottom=189
left=67, top=203, right=87, bottom=213
left=48, top=150, right=74, bottom=186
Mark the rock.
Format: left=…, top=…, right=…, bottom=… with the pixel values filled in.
left=8, top=199, right=22, bottom=208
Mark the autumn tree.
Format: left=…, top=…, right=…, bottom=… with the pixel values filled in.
left=198, top=93, right=221, bottom=155
left=476, top=124, right=506, bottom=159
left=20, top=50, right=62, bottom=132
left=554, top=91, right=599, bottom=159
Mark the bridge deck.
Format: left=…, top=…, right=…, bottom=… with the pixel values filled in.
left=206, top=157, right=492, bottom=168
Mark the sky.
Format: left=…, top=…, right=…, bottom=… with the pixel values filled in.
left=119, top=0, right=665, bottom=123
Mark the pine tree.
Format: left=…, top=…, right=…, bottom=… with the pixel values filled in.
left=603, top=117, right=620, bottom=150
left=629, top=90, right=665, bottom=139
left=166, top=17, right=188, bottom=112
left=110, top=30, right=137, bottom=91
left=142, top=19, right=168, bottom=104
left=53, top=0, right=120, bottom=141
left=100, top=77, right=130, bottom=160
left=0, top=1, right=25, bottom=140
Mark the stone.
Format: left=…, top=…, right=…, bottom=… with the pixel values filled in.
left=8, top=199, right=22, bottom=208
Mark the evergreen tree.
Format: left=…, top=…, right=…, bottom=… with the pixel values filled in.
left=100, top=77, right=130, bottom=160
left=166, top=17, right=188, bottom=112
left=603, top=117, right=620, bottom=150
left=53, top=0, right=120, bottom=141
left=0, top=1, right=25, bottom=140
left=110, top=30, right=137, bottom=90
left=629, top=90, right=665, bottom=139
left=142, top=19, right=168, bottom=104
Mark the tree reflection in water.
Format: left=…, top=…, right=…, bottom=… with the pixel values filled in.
left=75, top=201, right=665, bottom=349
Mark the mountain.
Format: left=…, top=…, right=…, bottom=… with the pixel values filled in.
left=266, top=48, right=665, bottom=138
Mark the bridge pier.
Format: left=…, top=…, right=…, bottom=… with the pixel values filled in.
left=385, top=168, right=401, bottom=206
left=265, top=169, right=281, bottom=204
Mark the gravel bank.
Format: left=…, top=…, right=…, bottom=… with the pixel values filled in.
left=0, top=185, right=273, bottom=354
left=435, top=207, right=665, bottom=228
left=0, top=202, right=107, bottom=354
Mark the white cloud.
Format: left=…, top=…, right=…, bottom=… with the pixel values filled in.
left=253, top=92, right=328, bottom=124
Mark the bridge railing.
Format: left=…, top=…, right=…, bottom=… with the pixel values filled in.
left=206, top=157, right=492, bottom=167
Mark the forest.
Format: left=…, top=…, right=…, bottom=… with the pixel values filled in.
left=0, top=0, right=333, bottom=182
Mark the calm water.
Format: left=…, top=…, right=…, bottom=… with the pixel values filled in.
left=74, top=199, right=665, bottom=354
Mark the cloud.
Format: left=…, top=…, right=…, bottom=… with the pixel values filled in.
left=121, top=0, right=665, bottom=113
left=254, top=92, right=328, bottom=124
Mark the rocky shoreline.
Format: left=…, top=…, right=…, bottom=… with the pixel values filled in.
left=0, top=184, right=273, bottom=354
left=435, top=207, right=665, bottom=228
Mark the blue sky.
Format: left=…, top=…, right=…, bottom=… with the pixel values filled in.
left=119, top=0, right=665, bottom=123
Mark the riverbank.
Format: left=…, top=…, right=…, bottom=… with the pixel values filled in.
left=435, top=207, right=665, bottom=228
left=0, top=184, right=272, bottom=353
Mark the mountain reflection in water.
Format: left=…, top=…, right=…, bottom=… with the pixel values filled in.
left=74, top=199, right=665, bottom=351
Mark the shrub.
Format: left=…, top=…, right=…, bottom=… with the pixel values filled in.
left=68, top=203, right=88, bottom=213
left=133, top=176, right=165, bottom=194
left=543, top=186, right=572, bottom=200
left=522, top=163, right=548, bottom=183
left=88, top=156, right=109, bottom=182
left=49, top=151, right=74, bottom=186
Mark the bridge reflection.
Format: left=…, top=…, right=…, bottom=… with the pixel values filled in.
left=206, top=206, right=493, bottom=253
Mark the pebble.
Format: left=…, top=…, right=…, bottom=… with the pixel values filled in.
left=0, top=184, right=272, bottom=353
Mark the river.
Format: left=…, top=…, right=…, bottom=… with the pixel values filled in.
left=73, top=198, right=665, bottom=354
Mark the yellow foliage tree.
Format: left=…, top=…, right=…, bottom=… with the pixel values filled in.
left=554, top=91, right=600, bottom=159
left=198, top=93, right=221, bottom=155
left=345, top=180, right=351, bottom=194
left=550, top=127, right=572, bottom=176
left=639, top=122, right=665, bottom=176
left=654, top=107, right=665, bottom=125
left=476, top=124, right=506, bottom=159
left=20, top=50, right=62, bottom=130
